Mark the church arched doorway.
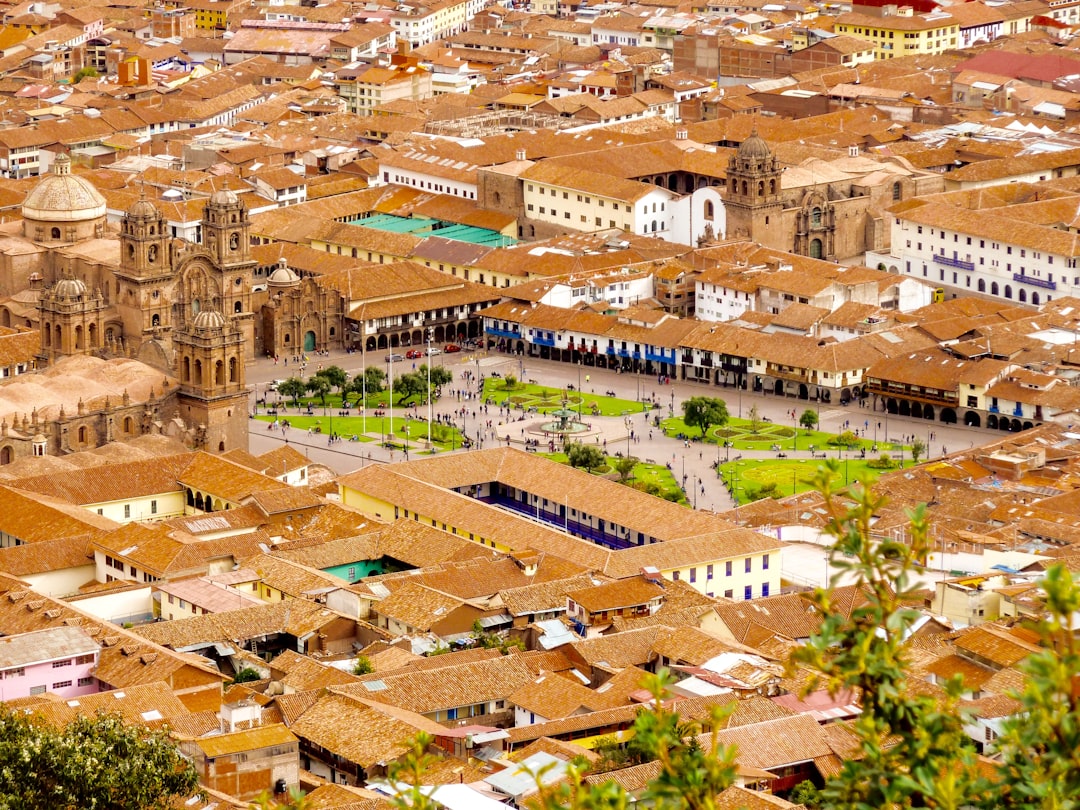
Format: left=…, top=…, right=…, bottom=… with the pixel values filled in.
left=304, top=331, right=316, bottom=352
left=809, top=239, right=823, bottom=259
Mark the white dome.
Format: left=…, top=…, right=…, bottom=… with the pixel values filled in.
left=23, top=156, right=106, bottom=223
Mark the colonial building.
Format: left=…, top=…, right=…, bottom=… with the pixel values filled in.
left=721, top=129, right=945, bottom=262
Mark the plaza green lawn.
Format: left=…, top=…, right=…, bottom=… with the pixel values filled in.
left=254, top=413, right=464, bottom=450
left=481, top=379, right=648, bottom=417
left=660, top=416, right=906, bottom=454
left=541, top=453, right=686, bottom=503
left=718, top=457, right=915, bottom=504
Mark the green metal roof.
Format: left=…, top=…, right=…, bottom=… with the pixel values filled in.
left=350, top=213, right=516, bottom=247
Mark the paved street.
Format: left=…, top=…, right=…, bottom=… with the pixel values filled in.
left=244, top=345, right=997, bottom=519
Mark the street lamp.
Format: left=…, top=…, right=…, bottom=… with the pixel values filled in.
left=426, top=328, right=432, bottom=449
left=387, top=353, right=394, bottom=451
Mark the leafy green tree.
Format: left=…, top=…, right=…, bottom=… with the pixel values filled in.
left=613, top=455, right=637, bottom=483
left=834, top=429, right=859, bottom=448
left=231, top=667, right=261, bottom=684
left=791, top=463, right=984, bottom=810
left=317, top=365, right=347, bottom=397
left=790, top=779, right=822, bottom=808
left=72, top=67, right=98, bottom=83
left=351, top=367, right=385, bottom=399
left=305, top=374, right=331, bottom=410
left=502, top=374, right=518, bottom=390
left=747, top=404, right=762, bottom=433
left=353, top=655, right=373, bottom=675
left=682, top=396, right=729, bottom=439
left=395, top=372, right=429, bottom=404
left=0, top=709, right=199, bottom=809
left=799, top=409, right=819, bottom=431
left=567, top=442, right=605, bottom=471
left=910, top=436, right=927, bottom=464
left=276, top=377, right=306, bottom=409
left=991, top=563, right=1080, bottom=809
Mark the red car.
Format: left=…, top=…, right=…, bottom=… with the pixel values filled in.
left=405, top=349, right=424, bottom=359
left=444, top=344, right=462, bottom=353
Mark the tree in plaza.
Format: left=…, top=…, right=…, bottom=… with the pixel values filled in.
left=799, top=409, right=819, bottom=432
left=305, top=374, right=331, bottom=411
left=395, top=371, right=430, bottom=404
left=747, top=403, right=762, bottom=433
left=0, top=709, right=200, bottom=810
left=351, top=367, right=386, bottom=398
left=419, top=364, right=453, bottom=398
left=682, top=396, right=729, bottom=439
left=276, top=377, right=306, bottom=409
left=613, top=455, right=637, bottom=482
left=317, top=365, right=348, bottom=398
left=910, top=436, right=927, bottom=464
left=566, top=441, right=605, bottom=471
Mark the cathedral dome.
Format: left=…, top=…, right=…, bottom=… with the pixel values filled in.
left=22, top=154, right=107, bottom=223
left=52, top=276, right=87, bottom=300
left=126, top=195, right=159, bottom=219
left=267, top=259, right=300, bottom=287
left=192, top=309, right=227, bottom=330
left=210, top=187, right=239, bottom=206
left=737, top=128, right=772, bottom=162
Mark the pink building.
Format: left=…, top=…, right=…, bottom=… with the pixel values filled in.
left=0, top=626, right=99, bottom=700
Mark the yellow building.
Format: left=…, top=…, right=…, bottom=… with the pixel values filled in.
left=163, top=0, right=248, bottom=31
left=834, top=7, right=959, bottom=59
left=337, top=448, right=782, bottom=600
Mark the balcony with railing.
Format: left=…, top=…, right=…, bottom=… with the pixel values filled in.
left=531, top=333, right=555, bottom=347
left=868, top=380, right=959, bottom=405
left=1013, top=273, right=1056, bottom=290
left=933, top=254, right=974, bottom=271
left=485, top=325, right=520, bottom=339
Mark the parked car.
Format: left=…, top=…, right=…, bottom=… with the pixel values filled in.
left=405, top=349, right=424, bottom=359
left=427, top=347, right=442, bottom=355
left=444, top=344, right=461, bottom=353
left=385, top=353, right=404, bottom=363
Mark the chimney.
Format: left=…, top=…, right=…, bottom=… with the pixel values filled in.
left=515, top=148, right=526, bottom=161
left=848, top=144, right=859, bottom=157
left=675, top=128, right=688, bottom=140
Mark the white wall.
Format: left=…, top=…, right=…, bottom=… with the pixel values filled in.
left=69, top=586, right=154, bottom=625
left=669, top=186, right=725, bottom=248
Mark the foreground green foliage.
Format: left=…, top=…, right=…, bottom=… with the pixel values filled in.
left=0, top=710, right=199, bottom=810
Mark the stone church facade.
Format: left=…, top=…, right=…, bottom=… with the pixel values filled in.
left=0, top=156, right=260, bottom=458
left=721, top=130, right=945, bottom=262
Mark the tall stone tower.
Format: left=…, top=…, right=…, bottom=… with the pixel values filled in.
left=723, top=128, right=785, bottom=250
left=202, top=187, right=256, bottom=359
left=174, top=308, right=249, bottom=454
left=115, top=190, right=174, bottom=350
left=38, top=275, right=106, bottom=364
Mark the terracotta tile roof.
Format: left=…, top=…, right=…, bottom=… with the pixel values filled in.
left=134, top=600, right=361, bottom=650
left=371, top=581, right=465, bottom=631
left=338, top=654, right=535, bottom=714
left=952, top=623, right=1042, bottom=668
left=11, top=681, right=191, bottom=730
left=569, top=626, right=668, bottom=669
left=193, top=724, right=297, bottom=758
left=568, top=578, right=664, bottom=613
left=288, top=692, right=447, bottom=768
left=0, top=484, right=119, bottom=542
left=500, top=573, right=600, bottom=617
left=177, top=453, right=292, bottom=505
left=703, top=713, right=834, bottom=769
left=0, top=534, right=93, bottom=576
left=268, top=649, right=361, bottom=692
